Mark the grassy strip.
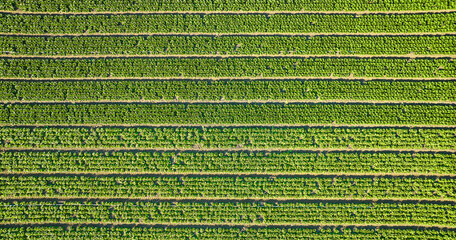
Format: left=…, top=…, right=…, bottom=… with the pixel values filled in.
left=1, top=126, right=455, bottom=150
left=0, top=200, right=454, bottom=226
left=1, top=0, right=454, bottom=11
left=1, top=79, right=455, bottom=102
left=0, top=103, right=455, bottom=125
left=1, top=225, right=455, bottom=240
left=1, top=13, right=454, bottom=34
left=1, top=150, right=456, bottom=174
left=2, top=35, right=456, bottom=56
left=1, top=57, right=455, bottom=78
left=1, top=175, right=455, bottom=199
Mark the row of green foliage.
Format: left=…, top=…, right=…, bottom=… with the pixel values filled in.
left=1, top=126, right=455, bottom=149
left=2, top=225, right=455, bottom=240
left=2, top=57, right=455, bottom=78
left=1, top=200, right=454, bottom=225
left=2, top=13, right=454, bottom=34
left=0, top=103, right=454, bottom=125
left=2, top=35, right=455, bottom=56
left=1, top=0, right=454, bottom=11
left=2, top=175, right=455, bottom=199
left=2, top=150, right=455, bottom=174
left=1, top=80, right=455, bottom=101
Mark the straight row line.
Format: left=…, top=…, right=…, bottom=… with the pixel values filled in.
left=2, top=9, right=455, bottom=15
left=2, top=32, right=454, bottom=37
left=2, top=197, right=455, bottom=204
left=2, top=54, right=455, bottom=59
left=2, top=77, right=456, bottom=81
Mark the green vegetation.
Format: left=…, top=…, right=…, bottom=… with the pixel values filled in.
left=2, top=13, right=455, bottom=34
left=1, top=200, right=455, bottom=226
left=2, top=57, right=455, bottom=78
left=1, top=126, right=455, bottom=149
left=1, top=175, right=455, bottom=199
left=1, top=225, right=455, bottom=240
left=1, top=1, right=455, bottom=238
left=1, top=0, right=454, bottom=11
left=2, top=80, right=456, bottom=101
left=2, top=35, right=456, bottom=56
left=2, top=150, right=455, bottom=174
left=0, top=103, right=455, bottom=125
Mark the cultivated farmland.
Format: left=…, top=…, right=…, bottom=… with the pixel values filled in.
left=0, top=0, right=455, bottom=239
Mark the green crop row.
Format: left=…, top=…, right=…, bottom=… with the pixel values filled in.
left=2, top=57, right=455, bottom=78
left=2, top=13, right=455, bottom=34
left=2, top=150, right=455, bottom=174
left=1, top=126, right=455, bottom=150
left=1, top=0, right=454, bottom=12
left=2, top=225, right=455, bottom=240
left=0, top=103, right=455, bottom=125
left=1, top=80, right=456, bottom=102
left=2, top=35, right=456, bottom=56
left=1, top=200, right=454, bottom=226
left=1, top=175, right=455, bottom=199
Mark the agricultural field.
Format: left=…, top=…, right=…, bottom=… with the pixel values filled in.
left=0, top=0, right=455, bottom=239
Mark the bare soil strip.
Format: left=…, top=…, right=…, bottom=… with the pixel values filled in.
left=1, top=9, right=456, bottom=15
left=1, top=147, right=455, bottom=153
left=1, top=32, right=454, bottom=37
left=0, top=123, right=455, bottom=128
left=2, top=171, right=455, bottom=178
left=1, top=77, right=455, bottom=81
left=2, top=54, right=455, bottom=59
left=3, top=99, right=456, bottom=105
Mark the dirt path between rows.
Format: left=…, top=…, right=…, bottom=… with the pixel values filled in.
left=2, top=99, right=456, bottom=105
left=1, top=32, right=454, bottom=37
left=1, top=9, right=455, bottom=15
left=2, top=54, right=454, bottom=58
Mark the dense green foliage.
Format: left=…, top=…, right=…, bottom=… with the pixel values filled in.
left=2, top=150, right=455, bottom=174
left=1, top=225, right=456, bottom=240
left=2, top=35, right=455, bottom=56
left=2, top=200, right=455, bottom=225
left=1, top=175, right=455, bottom=199
left=1, top=126, right=455, bottom=149
left=2, top=79, right=456, bottom=101
left=2, top=57, right=455, bottom=78
left=1, top=0, right=456, bottom=237
left=3, top=35, right=455, bottom=56
left=0, top=103, right=455, bottom=125
left=1, top=0, right=454, bottom=11
left=2, top=13, right=455, bottom=34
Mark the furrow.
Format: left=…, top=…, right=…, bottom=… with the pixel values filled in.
left=2, top=10, right=456, bottom=15
left=2, top=54, right=455, bottom=58
left=1, top=32, right=455, bottom=37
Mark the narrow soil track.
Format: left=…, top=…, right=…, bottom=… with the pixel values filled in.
left=2, top=9, right=456, bottom=15
left=1, top=32, right=454, bottom=37
left=2, top=77, right=456, bottom=81
left=2, top=54, right=454, bottom=58
left=1, top=123, right=455, bottom=128
left=2, top=196, right=456, bottom=204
